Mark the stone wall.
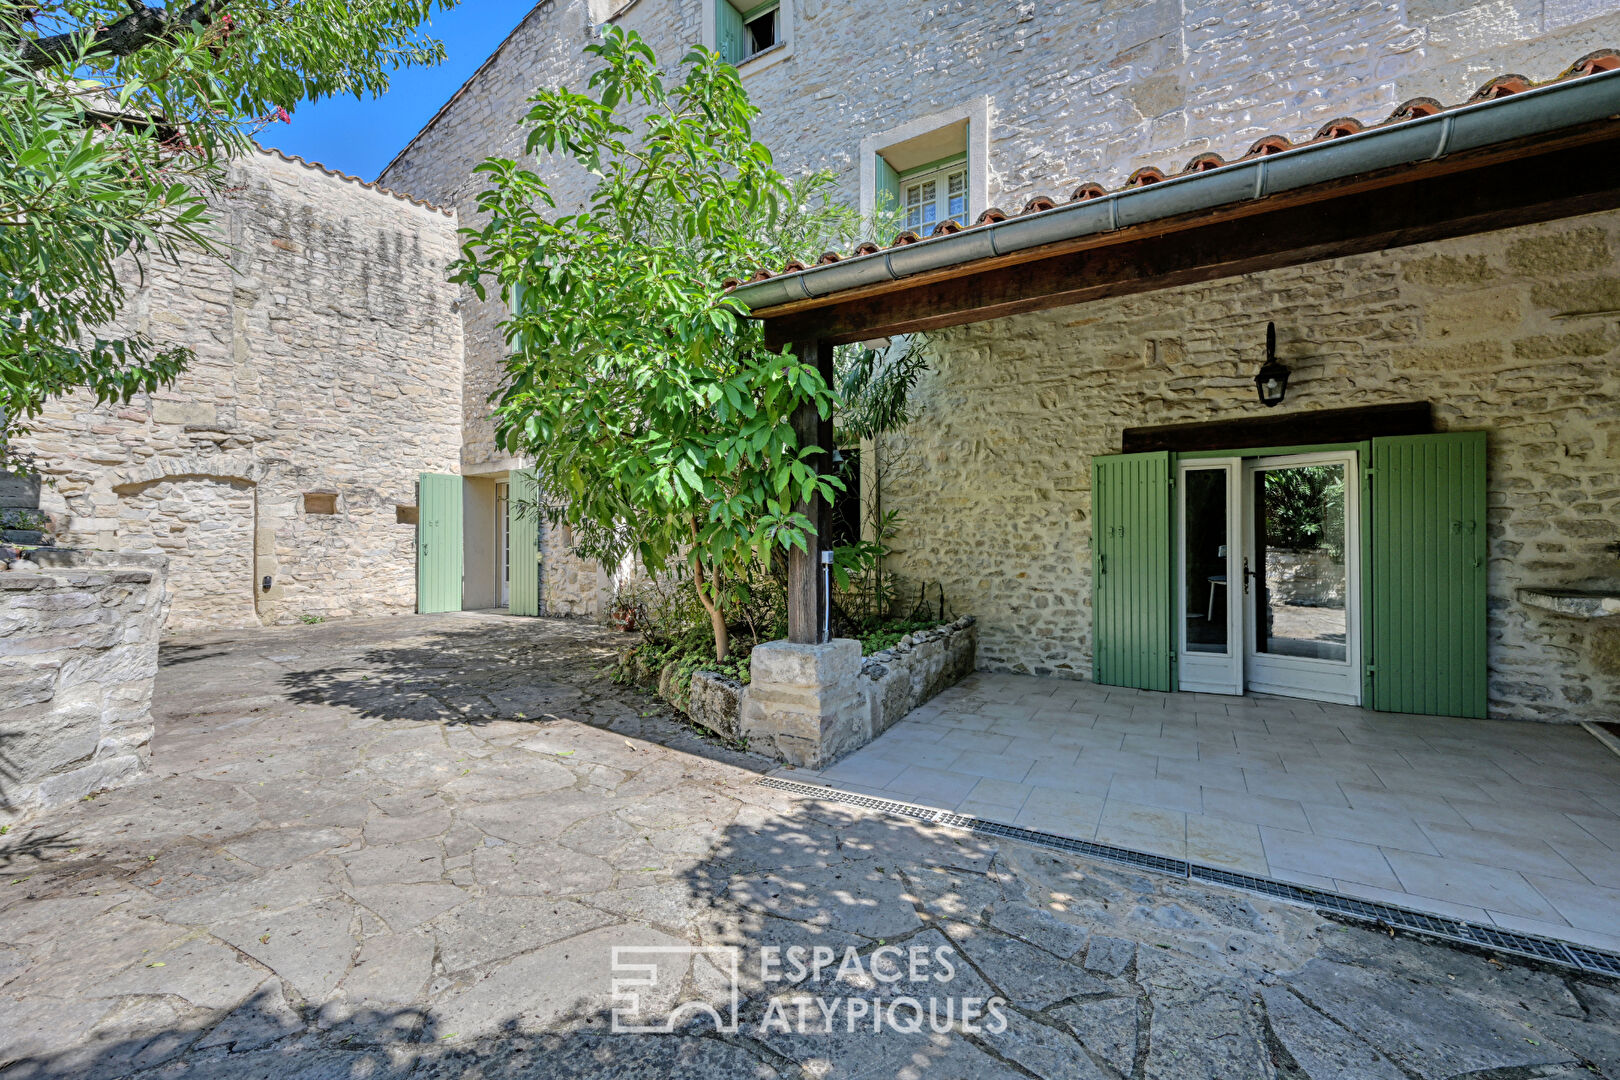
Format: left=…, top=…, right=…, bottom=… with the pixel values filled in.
left=375, top=0, right=1620, bottom=638
left=16, top=150, right=465, bottom=631
left=0, top=551, right=168, bottom=824
left=879, top=211, right=1620, bottom=723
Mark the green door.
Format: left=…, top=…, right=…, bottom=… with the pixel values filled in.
left=1368, top=432, right=1488, bottom=718
left=417, top=472, right=463, bottom=614
left=1092, top=452, right=1174, bottom=691
left=507, top=468, right=541, bottom=616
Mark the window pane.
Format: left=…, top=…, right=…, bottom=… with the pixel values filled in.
left=1254, top=464, right=1348, bottom=662
left=1183, top=469, right=1229, bottom=655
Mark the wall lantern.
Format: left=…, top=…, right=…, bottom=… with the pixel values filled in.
left=1253, top=321, right=1290, bottom=407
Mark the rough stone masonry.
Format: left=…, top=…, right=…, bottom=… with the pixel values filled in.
left=16, top=150, right=465, bottom=632
left=0, top=551, right=168, bottom=824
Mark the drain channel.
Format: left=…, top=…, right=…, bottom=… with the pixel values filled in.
left=755, top=776, right=1620, bottom=979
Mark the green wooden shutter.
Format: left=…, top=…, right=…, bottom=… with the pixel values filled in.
left=1369, top=432, right=1488, bottom=718
left=716, top=0, right=745, bottom=65
left=1091, top=452, right=1174, bottom=691
left=876, top=154, right=901, bottom=220
left=417, top=473, right=463, bottom=614
left=507, top=468, right=541, bottom=616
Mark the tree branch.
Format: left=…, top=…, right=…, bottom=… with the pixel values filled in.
left=22, top=0, right=227, bottom=69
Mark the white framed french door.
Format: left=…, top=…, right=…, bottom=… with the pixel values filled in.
left=1177, top=459, right=1243, bottom=694
left=1243, top=452, right=1361, bottom=705
left=1177, top=451, right=1362, bottom=704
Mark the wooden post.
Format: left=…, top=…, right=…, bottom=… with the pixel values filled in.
left=787, top=337, right=834, bottom=644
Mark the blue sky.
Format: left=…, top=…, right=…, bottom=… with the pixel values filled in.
left=260, top=2, right=538, bottom=182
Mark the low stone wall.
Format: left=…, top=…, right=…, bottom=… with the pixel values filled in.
left=739, top=617, right=977, bottom=768
left=0, top=550, right=168, bottom=824
left=625, top=617, right=977, bottom=765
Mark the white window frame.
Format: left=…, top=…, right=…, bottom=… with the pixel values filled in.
left=859, top=98, right=992, bottom=227
left=702, top=0, right=793, bottom=75
left=900, top=159, right=969, bottom=233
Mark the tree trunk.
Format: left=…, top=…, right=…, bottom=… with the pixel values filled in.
left=708, top=604, right=729, bottom=664
left=690, top=555, right=728, bottom=662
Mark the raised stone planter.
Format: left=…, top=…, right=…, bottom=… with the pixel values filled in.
left=0, top=550, right=168, bottom=824
left=741, top=616, right=977, bottom=769
left=859, top=615, right=978, bottom=740
left=686, top=670, right=744, bottom=742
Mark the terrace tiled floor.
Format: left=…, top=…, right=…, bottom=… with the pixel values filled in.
left=779, top=673, right=1620, bottom=953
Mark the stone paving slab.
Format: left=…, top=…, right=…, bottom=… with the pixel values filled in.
left=0, top=614, right=1616, bottom=1078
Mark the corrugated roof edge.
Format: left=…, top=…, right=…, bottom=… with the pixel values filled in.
left=729, top=56, right=1620, bottom=313
left=254, top=144, right=456, bottom=216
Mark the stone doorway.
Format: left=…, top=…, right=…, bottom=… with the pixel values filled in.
left=117, top=475, right=259, bottom=630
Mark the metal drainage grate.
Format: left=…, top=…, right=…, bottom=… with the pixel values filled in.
left=756, top=776, right=1620, bottom=979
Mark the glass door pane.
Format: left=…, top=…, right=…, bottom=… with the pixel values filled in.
left=1183, top=468, right=1230, bottom=655
left=1252, top=463, right=1348, bottom=661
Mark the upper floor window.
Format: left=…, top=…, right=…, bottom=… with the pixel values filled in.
left=901, top=160, right=969, bottom=233
left=861, top=100, right=990, bottom=238
left=717, top=0, right=782, bottom=67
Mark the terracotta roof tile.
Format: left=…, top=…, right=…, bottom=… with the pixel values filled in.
left=733, top=51, right=1617, bottom=288
left=1314, top=117, right=1364, bottom=140
left=1469, top=74, right=1532, bottom=101
left=1567, top=49, right=1619, bottom=76
left=1245, top=134, right=1293, bottom=157
left=1387, top=96, right=1443, bottom=122
left=1180, top=153, right=1227, bottom=174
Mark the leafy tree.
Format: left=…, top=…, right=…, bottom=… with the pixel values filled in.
left=454, top=28, right=860, bottom=661
left=0, top=0, right=457, bottom=470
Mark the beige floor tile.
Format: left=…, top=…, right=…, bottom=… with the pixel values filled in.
left=1185, top=815, right=1268, bottom=874
left=1524, top=873, right=1620, bottom=935
left=1201, top=787, right=1311, bottom=832
left=1260, top=827, right=1399, bottom=890
left=1382, top=849, right=1563, bottom=922
left=1300, top=803, right=1440, bottom=855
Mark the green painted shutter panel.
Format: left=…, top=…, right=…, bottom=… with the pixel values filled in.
left=1369, top=432, right=1488, bottom=718
left=1091, top=452, right=1173, bottom=691
left=507, top=468, right=541, bottom=616
left=716, top=0, right=745, bottom=65
left=876, top=154, right=901, bottom=218
left=417, top=473, right=463, bottom=614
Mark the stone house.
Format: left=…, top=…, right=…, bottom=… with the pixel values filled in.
left=17, top=148, right=612, bottom=631
left=17, top=0, right=1619, bottom=736
left=378, top=0, right=1620, bottom=744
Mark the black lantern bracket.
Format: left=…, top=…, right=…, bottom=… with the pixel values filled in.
left=1254, top=321, right=1290, bottom=407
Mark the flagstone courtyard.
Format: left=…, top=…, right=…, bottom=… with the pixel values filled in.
left=1, top=614, right=1617, bottom=1079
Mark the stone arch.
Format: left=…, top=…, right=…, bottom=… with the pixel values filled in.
left=111, top=453, right=265, bottom=492
left=111, top=457, right=262, bottom=632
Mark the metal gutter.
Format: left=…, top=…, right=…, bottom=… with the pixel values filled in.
left=730, top=67, right=1620, bottom=313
